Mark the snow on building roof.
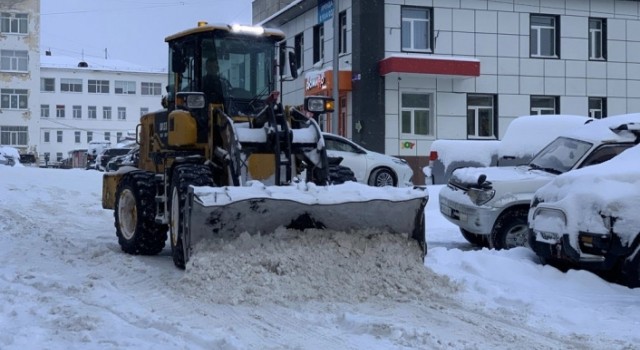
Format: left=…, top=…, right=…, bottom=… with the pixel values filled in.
left=40, top=54, right=166, bottom=74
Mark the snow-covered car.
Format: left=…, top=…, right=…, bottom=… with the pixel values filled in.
left=323, top=133, right=413, bottom=187
left=106, top=146, right=139, bottom=171
left=95, top=147, right=132, bottom=171
left=528, top=139, right=640, bottom=287
left=0, top=146, right=19, bottom=166
left=438, top=114, right=640, bottom=250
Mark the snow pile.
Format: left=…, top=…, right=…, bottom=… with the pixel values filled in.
left=180, top=228, right=459, bottom=305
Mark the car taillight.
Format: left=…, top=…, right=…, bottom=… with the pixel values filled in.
left=429, top=151, right=438, bottom=162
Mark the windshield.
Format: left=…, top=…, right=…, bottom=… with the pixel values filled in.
left=204, top=35, right=275, bottom=99
left=529, top=137, right=593, bottom=174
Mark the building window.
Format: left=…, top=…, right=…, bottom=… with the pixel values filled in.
left=44, top=131, right=50, bottom=143
left=117, top=107, right=126, bottom=120
left=88, top=106, right=97, bottom=119
left=57, top=130, right=63, bottom=143
left=140, top=107, right=149, bottom=116
left=530, top=15, right=559, bottom=58
left=402, top=7, right=432, bottom=52
left=294, top=32, right=304, bottom=69
left=116, top=132, right=123, bottom=142
left=401, top=92, right=433, bottom=136
left=0, top=126, right=27, bottom=146
left=1, top=89, right=28, bottom=109
left=41, top=104, right=50, bottom=118
left=0, top=50, right=28, bottom=71
left=339, top=11, right=347, bottom=54
left=105, top=132, right=111, bottom=141
left=1, top=12, right=28, bottom=34
left=41, top=78, right=55, bottom=92
left=103, top=106, right=112, bottom=120
left=141, top=82, right=162, bottom=95
left=88, top=79, right=109, bottom=93
left=56, top=152, right=63, bottom=162
left=589, top=97, right=607, bottom=119
left=589, top=18, right=606, bottom=60
left=87, top=131, right=93, bottom=143
left=75, top=131, right=81, bottom=143
left=530, top=96, right=559, bottom=115
left=73, top=105, right=82, bottom=119
left=60, top=78, right=82, bottom=92
left=313, top=24, right=324, bottom=64
left=56, top=105, right=65, bottom=118
left=467, top=94, right=497, bottom=139
left=115, top=80, right=136, bottom=94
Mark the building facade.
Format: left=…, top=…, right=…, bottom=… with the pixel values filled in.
left=0, top=0, right=40, bottom=155
left=257, top=0, right=640, bottom=184
left=39, top=55, right=165, bottom=163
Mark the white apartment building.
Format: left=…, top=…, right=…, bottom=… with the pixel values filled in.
left=0, top=0, right=40, bottom=154
left=39, top=55, right=165, bottom=163
left=256, top=0, right=640, bottom=184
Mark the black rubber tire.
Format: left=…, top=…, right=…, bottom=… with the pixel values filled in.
left=368, top=168, right=396, bottom=187
left=169, top=163, right=215, bottom=269
left=114, top=171, right=168, bottom=255
left=619, top=246, right=640, bottom=288
left=460, top=228, right=489, bottom=248
left=328, top=165, right=356, bottom=185
left=490, top=208, right=530, bottom=250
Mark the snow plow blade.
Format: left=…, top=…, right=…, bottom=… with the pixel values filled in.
left=183, top=182, right=428, bottom=262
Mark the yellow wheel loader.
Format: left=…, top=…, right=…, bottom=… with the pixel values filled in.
left=102, top=23, right=428, bottom=269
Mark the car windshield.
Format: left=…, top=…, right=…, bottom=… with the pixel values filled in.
left=107, top=148, right=132, bottom=156
left=529, top=137, right=593, bottom=174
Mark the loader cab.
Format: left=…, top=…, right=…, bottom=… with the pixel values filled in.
left=165, top=23, right=284, bottom=116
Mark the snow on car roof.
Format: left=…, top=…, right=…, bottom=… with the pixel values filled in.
left=561, top=113, right=640, bottom=144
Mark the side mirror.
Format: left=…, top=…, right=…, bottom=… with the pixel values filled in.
left=288, top=51, right=298, bottom=79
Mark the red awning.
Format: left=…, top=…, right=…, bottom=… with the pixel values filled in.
left=379, top=56, right=480, bottom=77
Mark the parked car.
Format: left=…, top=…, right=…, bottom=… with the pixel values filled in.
left=425, top=114, right=589, bottom=185
left=0, top=146, right=19, bottom=166
left=322, top=133, right=414, bottom=187
left=438, top=114, right=640, bottom=250
left=529, top=137, right=640, bottom=288
left=95, top=147, right=133, bottom=171
left=106, top=146, right=139, bottom=171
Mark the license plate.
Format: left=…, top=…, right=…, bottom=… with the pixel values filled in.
left=440, top=203, right=451, bottom=216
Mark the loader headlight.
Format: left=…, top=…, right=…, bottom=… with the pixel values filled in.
left=466, top=188, right=495, bottom=206
left=305, top=96, right=334, bottom=113
left=230, top=24, right=265, bottom=35
left=177, top=92, right=206, bottom=109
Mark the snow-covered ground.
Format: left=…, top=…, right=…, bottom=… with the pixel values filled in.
left=1, top=165, right=639, bottom=349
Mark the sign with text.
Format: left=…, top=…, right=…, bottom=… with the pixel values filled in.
left=318, top=0, right=333, bottom=23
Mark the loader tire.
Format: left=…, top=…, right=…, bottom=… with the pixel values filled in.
left=169, top=163, right=215, bottom=269
left=328, top=165, right=356, bottom=185
left=114, top=171, right=167, bottom=255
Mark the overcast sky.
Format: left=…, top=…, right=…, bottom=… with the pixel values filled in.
left=40, top=0, right=254, bottom=69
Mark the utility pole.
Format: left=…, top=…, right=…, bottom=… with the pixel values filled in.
left=332, top=0, right=339, bottom=134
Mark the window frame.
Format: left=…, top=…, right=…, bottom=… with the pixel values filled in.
left=44, top=131, right=50, bottom=143
left=588, top=97, right=607, bottom=119
left=466, top=94, right=498, bottom=140
left=141, top=82, right=162, bottom=95
left=1, top=89, right=28, bottom=110
left=60, top=78, right=83, bottom=93
left=115, top=80, right=136, bottom=95
left=401, top=6, right=433, bottom=53
left=0, top=49, right=28, bottom=71
left=72, top=105, right=82, bottom=119
left=88, top=106, right=97, bottom=119
left=75, top=131, right=81, bottom=143
left=339, top=11, right=348, bottom=55
left=56, top=105, right=65, bottom=118
left=530, top=95, right=560, bottom=115
left=0, top=13, right=28, bottom=34
left=313, top=23, right=324, bottom=64
left=117, top=107, right=127, bottom=120
left=400, top=91, right=434, bottom=137
left=56, top=130, right=63, bottom=143
left=88, top=79, right=109, bottom=94
left=0, top=126, right=28, bottom=146
left=41, top=78, right=55, bottom=92
left=103, top=106, right=112, bottom=120
left=41, top=104, right=50, bottom=118
left=589, top=17, right=607, bottom=61
left=530, top=14, right=560, bottom=59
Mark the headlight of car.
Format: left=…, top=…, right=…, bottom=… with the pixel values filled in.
left=531, top=207, right=566, bottom=240
left=466, top=188, right=495, bottom=206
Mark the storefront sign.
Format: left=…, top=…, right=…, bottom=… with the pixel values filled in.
left=401, top=141, right=415, bottom=149
left=306, top=72, right=327, bottom=91
left=318, top=0, right=333, bottom=23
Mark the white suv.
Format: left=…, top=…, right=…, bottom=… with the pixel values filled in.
left=438, top=114, right=640, bottom=250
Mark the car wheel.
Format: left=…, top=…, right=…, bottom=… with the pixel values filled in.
left=460, top=228, right=489, bottom=248
left=490, top=208, right=530, bottom=250
left=368, top=168, right=395, bottom=187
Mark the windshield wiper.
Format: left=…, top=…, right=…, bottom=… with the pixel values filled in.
left=529, top=163, right=562, bottom=175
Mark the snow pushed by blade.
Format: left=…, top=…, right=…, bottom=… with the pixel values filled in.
left=179, top=228, right=456, bottom=306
